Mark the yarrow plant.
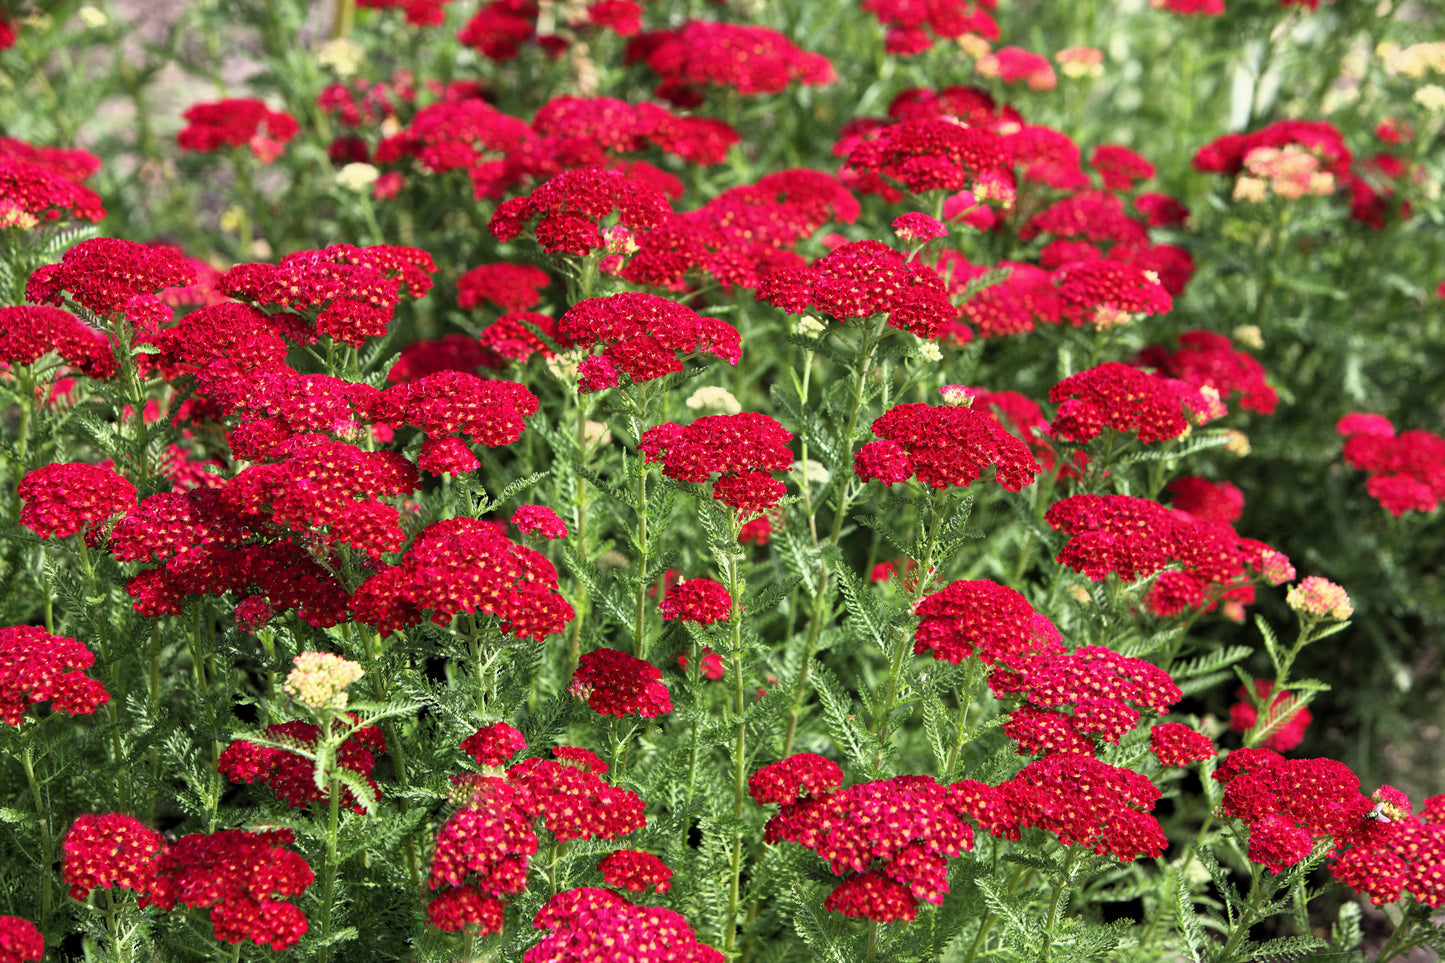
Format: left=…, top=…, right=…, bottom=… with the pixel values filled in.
left=3, top=0, right=1445, bottom=962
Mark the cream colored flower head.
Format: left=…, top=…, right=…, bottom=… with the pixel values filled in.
left=284, top=652, right=364, bottom=711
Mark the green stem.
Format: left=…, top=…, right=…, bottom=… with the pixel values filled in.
left=723, top=523, right=748, bottom=955
left=943, top=657, right=983, bottom=779
left=633, top=465, right=650, bottom=659
left=21, top=735, right=54, bottom=934
left=1376, top=906, right=1417, bottom=963
left=318, top=774, right=344, bottom=963
left=1040, top=849, right=1083, bottom=962
left=1216, top=862, right=1266, bottom=963
left=962, top=911, right=994, bottom=963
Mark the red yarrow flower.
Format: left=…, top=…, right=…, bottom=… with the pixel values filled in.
left=628, top=21, right=835, bottom=104
left=0, top=157, right=105, bottom=226
left=490, top=168, right=671, bottom=256
left=638, top=413, right=793, bottom=518
left=558, top=293, right=740, bottom=392
left=845, top=118, right=1012, bottom=198
left=570, top=649, right=672, bottom=718
left=177, top=99, right=300, bottom=162
left=0, top=625, right=110, bottom=726
left=527, top=887, right=723, bottom=963
left=1136, top=330, right=1278, bottom=415
left=854, top=402, right=1041, bottom=491
left=1049, top=362, right=1213, bottom=444
left=462, top=721, right=529, bottom=767
left=749, top=753, right=845, bottom=805
left=1229, top=680, right=1312, bottom=752
left=62, top=813, right=164, bottom=901
left=913, top=579, right=1065, bottom=669
left=1337, top=413, right=1445, bottom=516
left=1150, top=723, right=1218, bottom=767
left=512, top=505, right=568, bottom=539
left=658, top=577, right=732, bottom=624
left=0, top=916, right=43, bottom=963
left=457, top=262, right=551, bottom=313
left=0, top=305, right=117, bottom=379
left=27, top=238, right=194, bottom=319
left=218, top=717, right=387, bottom=814
left=18, top=461, right=136, bottom=539
left=598, top=850, right=673, bottom=893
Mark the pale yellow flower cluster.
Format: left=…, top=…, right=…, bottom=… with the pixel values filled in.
left=1233, top=146, right=1335, bottom=203
left=283, top=652, right=364, bottom=711
left=1286, top=576, right=1354, bottom=621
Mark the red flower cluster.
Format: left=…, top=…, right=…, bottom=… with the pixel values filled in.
left=506, top=755, right=648, bottom=840
left=375, top=98, right=529, bottom=180
left=220, top=244, right=437, bottom=347
left=456, top=262, right=551, bottom=313
left=627, top=21, right=835, bottom=105
left=1136, top=330, right=1278, bottom=414
left=18, top=461, right=136, bottom=539
left=0, top=625, right=110, bottom=726
left=861, top=0, right=998, bottom=56
left=758, top=239, right=956, bottom=338
left=351, top=517, right=575, bottom=640
left=976, top=46, right=1056, bottom=89
left=598, top=850, right=673, bottom=893
left=557, top=293, right=740, bottom=392
left=1337, top=413, right=1445, bottom=516
left=942, top=257, right=1062, bottom=338
left=1092, top=144, right=1156, bottom=191
left=993, top=646, right=1183, bottom=756
left=1166, top=475, right=1244, bottom=523
left=1334, top=789, right=1445, bottom=906
left=219, top=717, right=387, bottom=813
left=428, top=777, right=537, bottom=933
left=658, top=577, right=732, bottom=624
left=0, top=305, right=116, bottom=379
left=27, top=238, right=194, bottom=321
left=1194, top=119, right=1351, bottom=181
left=952, top=754, right=1166, bottom=860
left=527, top=887, right=723, bottom=963
left=177, top=98, right=300, bottom=162
left=912, top=579, right=1064, bottom=669
left=757, top=765, right=977, bottom=921
left=1229, top=679, right=1312, bottom=752
left=147, top=828, right=314, bottom=950
left=570, top=649, right=673, bottom=717
left=844, top=117, right=1011, bottom=197
left=1149, top=722, right=1218, bottom=767
left=62, top=813, right=164, bottom=900
left=854, top=401, right=1041, bottom=491
left=385, top=371, right=540, bottom=470
left=0, top=156, right=105, bottom=227
left=638, top=413, right=793, bottom=517
left=513, top=504, right=568, bottom=539
left=356, top=0, right=457, bottom=27
left=749, top=753, right=845, bottom=804
left=491, top=168, right=671, bottom=256
left=0, top=916, right=42, bottom=963
left=1049, top=361, right=1217, bottom=444
left=462, top=721, right=528, bottom=767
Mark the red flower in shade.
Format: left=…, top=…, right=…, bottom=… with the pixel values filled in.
left=570, top=649, right=672, bottom=718
left=598, top=850, right=673, bottom=893
left=844, top=117, right=1011, bottom=198
left=552, top=745, right=610, bottom=774
left=628, top=21, right=834, bottom=104
left=62, top=813, right=164, bottom=900
left=477, top=312, right=573, bottom=365
left=456, top=1, right=541, bottom=62
left=462, top=721, right=529, bottom=767
left=490, top=168, right=671, bottom=256
left=0, top=916, right=43, bottom=963
left=512, top=504, right=568, bottom=540
left=26, top=238, right=194, bottom=319
left=824, top=871, right=921, bottom=922
left=1136, top=330, right=1278, bottom=415
left=1167, top=475, right=1244, bottom=523
left=854, top=402, right=1041, bottom=491
left=427, top=884, right=507, bottom=934
left=638, top=413, right=793, bottom=518
left=1092, top=144, right=1156, bottom=191
left=558, top=293, right=740, bottom=392
left=1149, top=723, right=1218, bottom=767
left=0, top=305, right=117, bottom=379
left=941, top=255, right=1063, bottom=338
left=913, top=579, right=1065, bottom=669
left=18, top=461, right=136, bottom=539
left=1337, top=413, right=1445, bottom=516
left=1135, top=192, right=1190, bottom=227
left=1051, top=259, right=1172, bottom=328
left=146, top=828, right=314, bottom=951
left=757, top=239, right=956, bottom=339
left=1247, top=814, right=1314, bottom=873
left=0, top=625, right=110, bottom=726
left=1021, top=191, right=1150, bottom=248
left=351, top=517, right=575, bottom=640
left=220, top=244, right=436, bottom=347
left=177, top=99, right=300, bottom=162
left=676, top=647, right=725, bottom=681
left=658, top=577, right=732, bottom=624
left=0, top=158, right=105, bottom=226
left=1229, top=680, right=1312, bottom=752
left=749, top=753, right=845, bottom=805
left=457, top=262, right=551, bottom=313
left=429, top=777, right=538, bottom=909
left=528, top=887, right=723, bottom=963
left=1049, top=362, right=1213, bottom=445
left=218, top=717, right=387, bottom=814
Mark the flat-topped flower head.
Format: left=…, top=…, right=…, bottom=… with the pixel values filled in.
left=490, top=168, right=671, bottom=256
left=1287, top=576, right=1353, bottom=621
left=62, top=813, right=164, bottom=900
left=845, top=118, right=1012, bottom=198
left=638, top=413, right=793, bottom=518
left=282, top=652, right=363, bottom=711
left=177, top=98, right=300, bottom=162
left=512, top=505, right=568, bottom=540
left=749, top=753, right=844, bottom=805
left=529, top=887, right=723, bottom=962
left=218, top=717, right=386, bottom=814
left=27, top=238, right=194, bottom=318
left=0, top=625, right=109, bottom=726
left=1150, top=723, right=1218, bottom=767
left=1049, top=362, right=1208, bottom=444
left=913, top=579, right=1064, bottom=669
left=854, top=402, right=1041, bottom=491
left=0, top=305, right=117, bottom=379
left=558, top=293, right=739, bottom=392
left=0, top=157, right=105, bottom=226
left=18, top=462, right=136, bottom=540
left=461, top=722, right=528, bottom=767
left=629, top=21, right=835, bottom=104
left=0, top=916, right=43, bottom=963
left=658, top=577, right=732, bottom=624
left=570, top=649, right=672, bottom=718
left=598, top=850, right=673, bottom=894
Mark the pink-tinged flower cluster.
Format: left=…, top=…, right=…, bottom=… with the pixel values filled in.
left=1286, top=576, right=1353, bottom=621
left=638, top=413, right=793, bottom=518
left=976, top=46, right=1057, bottom=90
left=526, top=887, right=722, bottom=963
left=913, top=579, right=1064, bottom=669
left=627, top=21, right=835, bottom=105
left=147, top=828, right=314, bottom=950
left=0, top=156, right=105, bottom=227
left=457, top=262, right=551, bottom=313
left=598, top=850, right=673, bottom=893
left=428, top=777, right=536, bottom=933
left=1052, top=258, right=1173, bottom=327
left=0, top=625, right=110, bottom=726
left=62, top=813, right=165, bottom=900
left=218, top=717, right=387, bottom=813
left=220, top=244, right=436, bottom=347
left=570, top=649, right=672, bottom=718
left=1337, top=413, right=1445, bottom=516
left=462, top=721, right=528, bottom=767
left=758, top=239, right=956, bottom=338
left=351, top=517, right=575, bottom=640
left=0, top=916, right=42, bottom=963
left=1150, top=722, right=1218, bottom=767
left=18, top=461, right=136, bottom=539
left=1049, top=362, right=1219, bottom=444
left=491, top=168, right=671, bottom=256
left=1136, top=330, right=1278, bottom=414
left=512, top=504, right=568, bottom=540
left=862, top=0, right=998, bottom=56
left=27, top=238, right=194, bottom=322
left=1167, top=475, right=1244, bottom=523
left=658, top=577, right=732, bottom=624
left=756, top=762, right=977, bottom=921
left=844, top=117, right=1011, bottom=198
left=177, top=99, right=300, bottom=163
left=951, top=754, right=1166, bottom=861
left=0, top=305, right=117, bottom=379
left=994, top=646, right=1183, bottom=757
left=1229, top=680, right=1313, bottom=752
left=854, top=401, right=1041, bottom=491
left=557, top=293, right=740, bottom=393
left=1194, top=119, right=1352, bottom=182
